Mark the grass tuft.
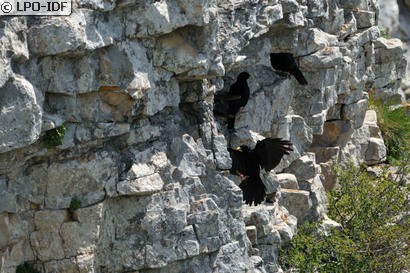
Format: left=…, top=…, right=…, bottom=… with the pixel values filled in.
left=42, top=122, right=67, bottom=149
left=67, top=196, right=82, bottom=219
left=368, top=97, right=410, bottom=162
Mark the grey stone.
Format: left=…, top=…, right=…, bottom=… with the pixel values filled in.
left=320, top=214, right=342, bottom=236
left=354, top=10, right=376, bottom=28
left=243, top=206, right=271, bottom=227
left=170, top=134, right=207, bottom=178
left=0, top=213, right=14, bottom=249
left=41, top=113, right=65, bottom=132
left=281, top=0, right=299, bottom=14
left=246, top=225, right=258, bottom=246
left=343, top=98, right=369, bottom=128
left=278, top=189, right=312, bottom=222
left=0, top=192, right=17, bottom=214
left=125, top=1, right=210, bottom=38
left=267, top=115, right=312, bottom=165
left=0, top=56, right=11, bottom=89
left=365, top=137, right=387, bottom=165
left=213, top=242, right=254, bottom=272
left=82, top=9, right=124, bottom=50
left=374, top=37, right=406, bottom=64
left=117, top=173, right=164, bottom=196
left=341, top=12, right=358, bottom=39
left=212, top=134, right=232, bottom=170
left=60, top=204, right=103, bottom=257
left=27, top=13, right=86, bottom=56
left=0, top=17, right=29, bottom=64
left=30, top=210, right=66, bottom=262
left=300, top=47, right=344, bottom=70
left=312, top=120, right=354, bottom=147
left=257, top=224, right=282, bottom=245
left=154, top=31, right=209, bottom=75
left=363, top=110, right=383, bottom=138
left=43, top=258, right=79, bottom=273
left=277, top=173, right=298, bottom=189
left=298, top=28, right=339, bottom=56
left=306, top=174, right=328, bottom=221
left=275, top=219, right=297, bottom=242
left=77, top=0, right=116, bottom=11
left=262, top=172, right=280, bottom=194
left=27, top=54, right=98, bottom=95
left=378, top=0, right=399, bottom=36
left=0, top=75, right=42, bottom=154
left=320, top=161, right=337, bottom=191
left=285, top=154, right=317, bottom=182
left=308, top=146, right=339, bottom=191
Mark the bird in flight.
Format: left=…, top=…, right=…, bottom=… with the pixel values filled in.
left=214, top=72, right=251, bottom=131
left=228, top=138, right=293, bottom=206
left=270, top=53, right=308, bottom=85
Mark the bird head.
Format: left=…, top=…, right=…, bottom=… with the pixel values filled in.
left=237, top=71, right=250, bottom=81
left=236, top=145, right=251, bottom=153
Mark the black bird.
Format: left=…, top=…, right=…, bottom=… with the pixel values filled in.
left=228, top=138, right=293, bottom=206
left=270, top=53, right=308, bottom=85
left=222, top=72, right=251, bottom=130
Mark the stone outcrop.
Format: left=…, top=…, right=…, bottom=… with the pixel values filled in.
left=379, top=0, right=410, bottom=99
left=398, top=0, right=410, bottom=99
left=0, top=0, right=405, bottom=272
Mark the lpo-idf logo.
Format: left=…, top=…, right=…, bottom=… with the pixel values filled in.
left=0, top=0, right=71, bottom=15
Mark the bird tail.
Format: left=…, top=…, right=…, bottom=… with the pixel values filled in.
left=291, top=67, right=308, bottom=85
left=227, top=117, right=235, bottom=130
left=239, top=176, right=266, bottom=206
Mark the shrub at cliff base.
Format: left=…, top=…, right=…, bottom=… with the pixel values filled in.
left=279, top=163, right=410, bottom=272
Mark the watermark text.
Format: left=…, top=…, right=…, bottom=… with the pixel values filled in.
left=0, top=0, right=71, bottom=15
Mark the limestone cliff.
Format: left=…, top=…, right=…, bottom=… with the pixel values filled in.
left=0, top=0, right=405, bottom=272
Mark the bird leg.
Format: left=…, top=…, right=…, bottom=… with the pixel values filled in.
left=238, top=173, right=249, bottom=180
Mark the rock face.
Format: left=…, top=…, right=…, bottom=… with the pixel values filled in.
left=380, top=0, right=410, bottom=99
left=0, top=1, right=405, bottom=272
left=397, top=0, right=410, bottom=98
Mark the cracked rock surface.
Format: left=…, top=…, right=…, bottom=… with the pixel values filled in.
left=0, top=0, right=405, bottom=272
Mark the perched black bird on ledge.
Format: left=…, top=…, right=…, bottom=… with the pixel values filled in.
left=214, top=71, right=251, bottom=131
left=270, top=53, right=308, bottom=85
left=228, top=138, right=293, bottom=206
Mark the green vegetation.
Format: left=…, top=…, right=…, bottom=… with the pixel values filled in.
left=16, top=262, right=40, bottom=273
left=368, top=97, right=410, bottom=162
left=279, top=163, right=410, bottom=272
left=379, top=28, right=390, bottom=39
left=42, top=122, right=67, bottom=149
left=67, top=196, right=82, bottom=219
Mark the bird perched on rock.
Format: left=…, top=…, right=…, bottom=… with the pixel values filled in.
left=228, top=138, right=293, bottom=206
left=214, top=72, right=251, bottom=131
left=270, top=53, right=308, bottom=85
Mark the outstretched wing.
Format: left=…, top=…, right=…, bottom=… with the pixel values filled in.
left=252, top=138, right=293, bottom=172
left=239, top=176, right=266, bottom=206
left=227, top=148, right=248, bottom=175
